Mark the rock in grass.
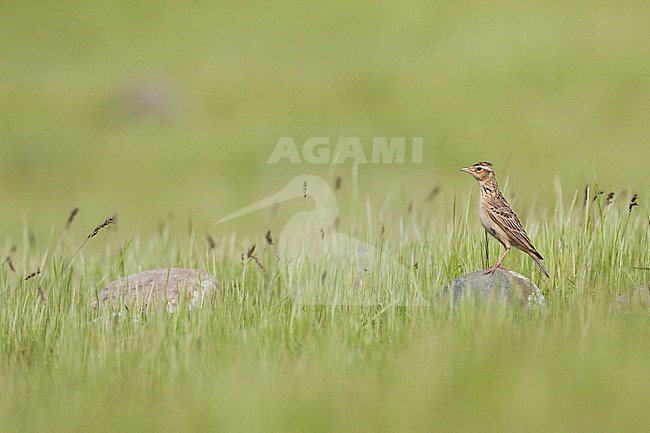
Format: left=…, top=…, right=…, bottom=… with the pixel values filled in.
left=93, top=268, right=220, bottom=311
left=616, top=282, right=650, bottom=310
left=444, top=268, right=545, bottom=307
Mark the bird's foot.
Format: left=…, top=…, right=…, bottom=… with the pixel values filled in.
left=484, top=264, right=509, bottom=275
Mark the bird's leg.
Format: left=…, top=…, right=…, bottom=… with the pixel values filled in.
left=484, top=246, right=510, bottom=274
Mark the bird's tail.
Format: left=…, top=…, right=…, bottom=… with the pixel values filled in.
left=530, top=253, right=550, bottom=278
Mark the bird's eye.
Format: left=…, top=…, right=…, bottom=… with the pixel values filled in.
left=475, top=167, right=483, bottom=172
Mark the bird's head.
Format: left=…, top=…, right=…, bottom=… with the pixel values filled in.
left=460, top=161, right=495, bottom=183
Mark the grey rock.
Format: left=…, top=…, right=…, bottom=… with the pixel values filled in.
left=443, top=268, right=545, bottom=307
left=93, top=268, right=220, bottom=312
left=616, top=281, right=650, bottom=311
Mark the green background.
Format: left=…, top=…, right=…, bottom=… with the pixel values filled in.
left=1, top=0, right=648, bottom=237
left=1, top=2, right=650, bottom=433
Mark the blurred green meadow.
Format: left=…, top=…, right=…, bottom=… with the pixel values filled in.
left=1, top=1, right=650, bottom=432
left=2, top=0, right=649, bottom=233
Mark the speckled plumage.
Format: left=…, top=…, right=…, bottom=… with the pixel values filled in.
left=461, top=162, right=549, bottom=278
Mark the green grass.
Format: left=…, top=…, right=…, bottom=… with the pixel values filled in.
left=1, top=186, right=649, bottom=433
left=2, top=0, right=650, bottom=431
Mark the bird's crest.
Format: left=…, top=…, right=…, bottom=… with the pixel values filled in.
left=474, top=161, right=493, bottom=167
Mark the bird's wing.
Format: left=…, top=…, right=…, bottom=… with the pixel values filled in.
left=486, top=198, right=543, bottom=260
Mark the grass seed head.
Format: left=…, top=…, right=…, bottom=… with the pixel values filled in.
left=88, top=215, right=117, bottom=239
left=4, top=256, right=15, bottom=272
left=593, top=190, right=604, bottom=201
left=24, top=268, right=41, bottom=281
left=265, top=230, right=274, bottom=246
left=629, top=193, right=639, bottom=213
left=65, top=207, right=80, bottom=228
left=246, top=244, right=265, bottom=271
left=427, top=185, right=440, bottom=201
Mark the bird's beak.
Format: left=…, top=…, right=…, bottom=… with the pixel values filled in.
left=216, top=193, right=282, bottom=224
left=216, top=175, right=321, bottom=225
left=460, top=167, right=471, bottom=173
left=216, top=184, right=301, bottom=224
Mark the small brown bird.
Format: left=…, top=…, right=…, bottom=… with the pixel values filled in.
left=461, top=161, right=549, bottom=277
